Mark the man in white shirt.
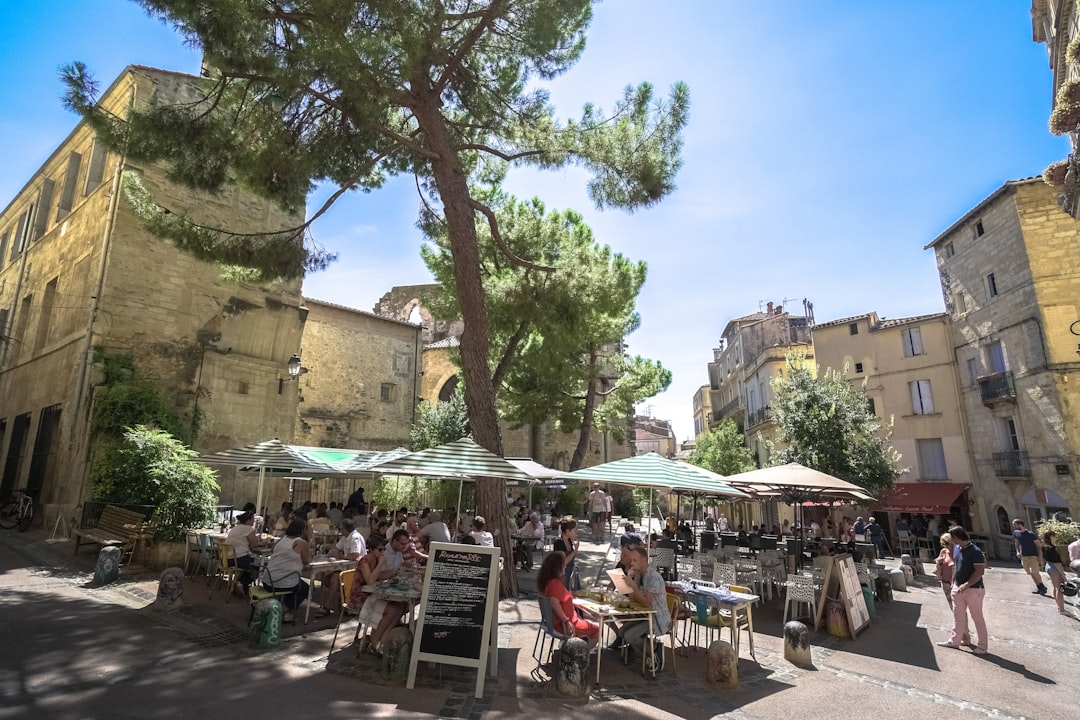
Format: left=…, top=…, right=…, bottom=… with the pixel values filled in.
left=318, top=518, right=366, bottom=616
left=604, top=490, right=614, bottom=536
left=1069, top=537, right=1080, bottom=572
left=419, top=510, right=452, bottom=547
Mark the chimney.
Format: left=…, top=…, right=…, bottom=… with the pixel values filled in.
left=766, top=301, right=773, bottom=315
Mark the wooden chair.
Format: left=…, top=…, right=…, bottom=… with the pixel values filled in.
left=208, top=542, right=239, bottom=601
left=328, top=569, right=357, bottom=658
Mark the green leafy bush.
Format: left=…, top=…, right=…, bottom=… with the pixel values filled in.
left=554, top=483, right=586, bottom=517
left=1035, top=516, right=1079, bottom=546
left=91, top=425, right=219, bottom=543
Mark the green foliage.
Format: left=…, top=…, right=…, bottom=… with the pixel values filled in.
left=1036, top=517, right=1079, bottom=546
left=767, top=354, right=904, bottom=497
left=688, top=420, right=755, bottom=476
left=91, top=425, right=219, bottom=542
left=613, top=492, right=637, bottom=519
left=554, top=483, right=586, bottom=517
left=371, top=477, right=460, bottom=515
left=421, top=187, right=670, bottom=457
left=410, top=390, right=470, bottom=451
left=94, top=380, right=187, bottom=441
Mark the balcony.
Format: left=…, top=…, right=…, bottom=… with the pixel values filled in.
left=992, top=450, right=1031, bottom=477
left=712, top=397, right=743, bottom=423
left=747, top=405, right=771, bottom=428
left=978, top=371, right=1016, bottom=406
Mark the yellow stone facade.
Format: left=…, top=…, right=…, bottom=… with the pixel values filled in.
left=0, top=66, right=307, bottom=526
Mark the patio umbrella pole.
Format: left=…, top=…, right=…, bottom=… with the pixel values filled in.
left=456, top=478, right=464, bottom=521
left=256, top=466, right=266, bottom=517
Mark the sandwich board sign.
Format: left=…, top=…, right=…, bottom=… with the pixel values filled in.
left=814, top=553, right=871, bottom=639
left=406, top=542, right=500, bottom=698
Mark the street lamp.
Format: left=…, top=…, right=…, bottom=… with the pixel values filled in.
left=278, top=353, right=308, bottom=393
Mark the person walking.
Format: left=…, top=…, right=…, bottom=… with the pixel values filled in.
left=1012, top=519, right=1047, bottom=595
left=938, top=526, right=987, bottom=654
left=587, top=484, right=608, bottom=542
left=1040, top=529, right=1069, bottom=616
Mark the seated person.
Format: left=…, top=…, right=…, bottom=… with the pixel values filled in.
left=418, top=510, right=452, bottom=547
left=469, top=516, right=494, bottom=547
left=317, top=518, right=367, bottom=616
left=310, top=508, right=335, bottom=536
left=241, top=502, right=264, bottom=533
left=620, top=523, right=643, bottom=547
left=261, top=519, right=313, bottom=623
left=346, top=535, right=384, bottom=616
left=361, top=529, right=413, bottom=656
left=537, top=551, right=599, bottom=646
left=608, top=546, right=671, bottom=667
left=224, top=511, right=262, bottom=596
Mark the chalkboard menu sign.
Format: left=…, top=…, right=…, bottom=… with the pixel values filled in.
left=407, top=542, right=500, bottom=698
left=814, top=553, right=871, bottom=638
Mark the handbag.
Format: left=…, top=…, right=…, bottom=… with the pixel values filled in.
left=1061, top=580, right=1079, bottom=597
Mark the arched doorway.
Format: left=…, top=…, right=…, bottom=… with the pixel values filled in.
left=438, top=375, right=460, bottom=402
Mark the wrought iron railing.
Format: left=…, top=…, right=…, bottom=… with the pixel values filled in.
left=747, top=406, right=771, bottom=428
left=978, top=371, right=1016, bottom=404
left=992, top=450, right=1031, bottom=477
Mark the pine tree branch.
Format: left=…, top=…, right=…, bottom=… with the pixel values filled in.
left=492, top=316, right=531, bottom=390
left=454, top=143, right=544, bottom=161
left=468, top=198, right=555, bottom=272
left=432, top=0, right=509, bottom=97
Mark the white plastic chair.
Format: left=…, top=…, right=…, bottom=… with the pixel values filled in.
left=712, top=563, right=736, bottom=587
left=783, top=573, right=819, bottom=624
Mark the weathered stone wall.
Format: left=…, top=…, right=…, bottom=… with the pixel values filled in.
left=0, top=67, right=307, bottom=525
left=295, top=299, right=420, bottom=450
left=372, top=284, right=463, bottom=344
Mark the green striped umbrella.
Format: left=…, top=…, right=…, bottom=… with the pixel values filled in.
left=327, top=447, right=412, bottom=474
left=198, top=439, right=344, bottom=510
left=567, top=452, right=748, bottom=497
left=367, top=438, right=531, bottom=480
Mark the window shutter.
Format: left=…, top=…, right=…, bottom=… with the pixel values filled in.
left=84, top=141, right=107, bottom=194
left=32, top=180, right=55, bottom=241
left=57, top=151, right=82, bottom=221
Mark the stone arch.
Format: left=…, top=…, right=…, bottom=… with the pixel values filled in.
left=438, top=375, right=460, bottom=402
left=993, top=505, right=1011, bottom=536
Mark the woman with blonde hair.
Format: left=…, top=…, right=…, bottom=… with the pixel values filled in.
left=935, top=533, right=956, bottom=609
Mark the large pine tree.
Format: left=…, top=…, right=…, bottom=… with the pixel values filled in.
left=62, top=1, right=689, bottom=594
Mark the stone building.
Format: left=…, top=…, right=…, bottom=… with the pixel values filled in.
left=633, top=416, right=677, bottom=457
left=926, top=178, right=1079, bottom=557
left=1032, top=0, right=1080, bottom=215
left=375, top=285, right=632, bottom=470
left=691, top=384, right=712, bottom=439
left=812, top=311, right=976, bottom=530
left=294, top=297, right=421, bottom=450
left=0, top=66, right=307, bottom=527
left=705, top=303, right=814, bottom=466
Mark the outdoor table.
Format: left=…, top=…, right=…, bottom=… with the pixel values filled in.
left=303, top=558, right=354, bottom=623
left=361, top=582, right=422, bottom=631
left=667, top=580, right=759, bottom=658
left=572, top=596, right=658, bottom=681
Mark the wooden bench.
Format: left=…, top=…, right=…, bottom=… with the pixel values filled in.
left=73, top=505, right=148, bottom=559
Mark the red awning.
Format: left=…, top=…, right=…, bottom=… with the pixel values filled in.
left=876, top=483, right=970, bottom=514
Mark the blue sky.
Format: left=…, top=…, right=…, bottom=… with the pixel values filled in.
left=1, top=1, right=1068, bottom=441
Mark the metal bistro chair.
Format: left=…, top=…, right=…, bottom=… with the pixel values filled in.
left=532, top=594, right=571, bottom=672
left=713, top=584, right=755, bottom=660
left=189, top=531, right=216, bottom=579
left=328, top=568, right=357, bottom=659
left=249, top=565, right=295, bottom=622
left=783, top=573, right=819, bottom=624
left=712, top=562, right=737, bottom=587
left=651, top=547, right=676, bottom=581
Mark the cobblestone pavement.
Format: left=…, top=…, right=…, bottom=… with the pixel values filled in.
left=1, top=528, right=1077, bottom=720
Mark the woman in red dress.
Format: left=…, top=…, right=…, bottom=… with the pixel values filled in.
left=537, top=551, right=599, bottom=645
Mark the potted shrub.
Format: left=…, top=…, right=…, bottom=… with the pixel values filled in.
left=1049, top=101, right=1080, bottom=135
left=92, top=425, right=219, bottom=569
left=1044, top=159, right=1070, bottom=185
left=1035, top=516, right=1079, bottom=564
left=1067, top=35, right=1080, bottom=66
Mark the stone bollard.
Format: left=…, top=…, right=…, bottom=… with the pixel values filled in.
left=555, top=637, right=590, bottom=697
left=706, top=640, right=738, bottom=686
left=783, top=621, right=813, bottom=668
left=93, top=546, right=122, bottom=586
left=889, top=567, right=907, bottom=592
left=249, top=599, right=283, bottom=650
left=381, top=626, right=414, bottom=680
left=154, top=567, right=185, bottom=611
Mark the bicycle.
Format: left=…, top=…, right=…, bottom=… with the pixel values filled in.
left=0, top=489, right=34, bottom=531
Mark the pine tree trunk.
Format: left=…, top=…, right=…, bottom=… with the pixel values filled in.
left=570, top=347, right=600, bottom=471
left=412, top=84, right=517, bottom=596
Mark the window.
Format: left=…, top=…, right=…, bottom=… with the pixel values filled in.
left=10, top=294, right=32, bottom=360
left=944, top=242, right=955, bottom=258
left=995, top=506, right=1011, bottom=535
left=237, top=380, right=249, bottom=395
left=986, top=272, right=998, bottom=298
left=10, top=207, right=31, bottom=261
left=849, top=322, right=859, bottom=335
left=0, top=413, right=31, bottom=499
left=973, top=220, right=984, bottom=237
left=33, top=278, right=57, bottom=353
left=916, top=438, right=948, bottom=481
left=380, top=383, right=396, bottom=402
left=953, top=291, right=967, bottom=316
left=909, top=379, right=934, bottom=414
left=999, top=417, right=1020, bottom=451
left=966, top=357, right=979, bottom=385
left=0, top=228, right=8, bottom=263
left=988, top=341, right=1006, bottom=373
left=56, top=151, right=82, bottom=221
left=867, top=398, right=876, bottom=416
left=901, top=327, right=924, bottom=357
left=854, top=362, right=864, bottom=374
left=84, top=141, right=107, bottom=195
left=32, top=180, right=55, bottom=241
